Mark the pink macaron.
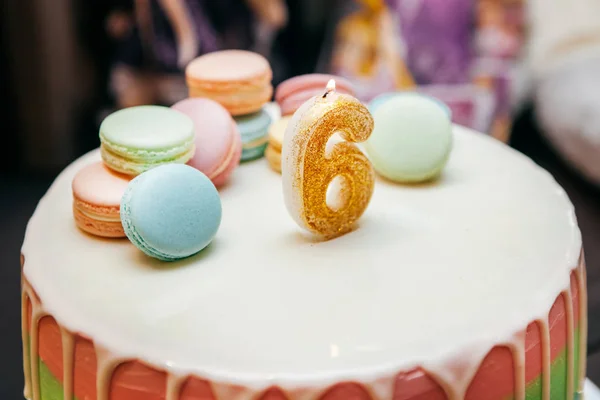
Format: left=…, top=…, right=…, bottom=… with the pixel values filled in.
left=275, top=74, right=355, bottom=116
left=172, top=98, right=242, bottom=187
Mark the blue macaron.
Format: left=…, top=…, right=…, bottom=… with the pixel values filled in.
left=121, top=164, right=222, bottom=261
left=234, top=108, right=272, bottom=161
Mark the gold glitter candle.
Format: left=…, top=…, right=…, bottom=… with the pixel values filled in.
left=282, top=80, right=375, bottom=238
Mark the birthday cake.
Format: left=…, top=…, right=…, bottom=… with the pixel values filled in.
left=21, top=52, right=586, bottom=400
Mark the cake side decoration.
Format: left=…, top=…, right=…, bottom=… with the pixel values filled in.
left=282, top=79, right=375, bottom=238
left=120, top=164, right=222, bottom=261
left=19, top=253, right=588, bottom=399
left=366, top=92, right=453, bottom=183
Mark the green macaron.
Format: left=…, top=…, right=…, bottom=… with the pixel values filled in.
left=366, top=93, right=453, bottom=183
left=100, top=105, right=195, bottom=176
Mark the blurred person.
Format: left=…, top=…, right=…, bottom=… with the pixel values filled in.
left=107, top=0, right=219, bottom=108
left=330, top=0, right=415, bottom=101
left=328, top=0, right=524, bottom=141
left=107, top=0, right=288, bottom=109
left=530, top=0, right=600, bottom=186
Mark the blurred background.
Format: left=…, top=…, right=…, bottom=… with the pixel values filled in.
left=1, top=0, right=600, bottom=396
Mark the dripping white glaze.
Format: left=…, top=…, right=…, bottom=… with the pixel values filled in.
left=20, top=252, right=587, bottom=399
left=95, top=344, right=128, bottom=400
left=23, top=280, right=47, bottom=400
left=506, top=329, right=527, bottom=400
left=577, top=258, right=588, bottom=394
left=60, top=326, right=75, bottom=400
left=21, top=275, right=31, bottom=400
left=538, top=318, right=551, bottom=400
left=421, top=343, right=490, bottom=400
left=165, top=374, right=186, bottom=400
left=564, top=287, right=575, bottom=400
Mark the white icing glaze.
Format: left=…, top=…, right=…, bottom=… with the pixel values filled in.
left=21, top=273, right=32, bottom=400
left=165, top=374, right=186, bottom=400
left=60, top=326, right=75, bottom=400
left=564, top=288, right=576, bottom=400
left=539, top=318, right=551, bottom=400
left=507, top=330, right=527, bottom=400
left=22, top=126, right=582, bottom=391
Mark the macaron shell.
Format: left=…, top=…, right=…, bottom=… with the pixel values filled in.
left=278, top=86, right=355, bottom=116
left=100, top=106, right=194, bottom=152
left=189, top=85, right=273, bottom=116
left=211, top=124, right=243, bottom=187
left=265, top=144, right=281, bottom=173
left=101, top=144, right=195, bottom=176
left=121, top=164, right=222, bottom=261
left=186, top=51, right=273, bottom=116
left=366, top=93, right=453, bottom=182
left=171, top=98, right=237, bottom=179
left=72, top=206, right=125, bottom=238
left=370, top=91, right=452, bottom=117
left=186, top=50, right=271, bottom=84
left=267, top=116, right=291, bottom=152
left=72, top=162, right=131, bottom=207
left=235, top=109, right=272, bottom=141
left=275, top=74, right=354, bottom=103
left=71, top=162, right=131, bottom=237
left=241, top=143, right=268, bottom=162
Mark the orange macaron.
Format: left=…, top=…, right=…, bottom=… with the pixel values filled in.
left=186, top=50, right=273, bottom=116
left=72, top=162, right=131, bottom=238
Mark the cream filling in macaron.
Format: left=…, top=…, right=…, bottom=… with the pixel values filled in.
left=77, top=209, right=121, bottom=223
left=242, top=136, right=269, bottom=150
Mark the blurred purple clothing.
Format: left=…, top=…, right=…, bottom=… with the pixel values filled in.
left=116, top=0, right=219, bottom=73
left=337, top=65, right=396, bottom=102
left=386, top=0, right=472, bottom=85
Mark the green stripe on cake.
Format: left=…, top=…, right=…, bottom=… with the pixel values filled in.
left=38, top=360, right=73, bottom=400
left=522, top=327, right=581, bottom=400
left=23, top=334, right=78, bottom=400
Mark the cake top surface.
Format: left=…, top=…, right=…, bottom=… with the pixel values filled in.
left=22, top=127, right=581, bottom=386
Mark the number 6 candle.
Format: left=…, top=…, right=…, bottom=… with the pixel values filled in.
left=282, top=79, right=375, bottom=238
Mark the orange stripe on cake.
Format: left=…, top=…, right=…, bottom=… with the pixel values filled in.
left=259, top=387, right=289, bottom=400
left=180, top=377, right=216, bottom=399
left=74, top=336, right=97, bottom=400
left=38, top=317, right=63, bottom=385
left=110, top=362, right=167, bottom=400
left=320, top=383, right=371, bottom=400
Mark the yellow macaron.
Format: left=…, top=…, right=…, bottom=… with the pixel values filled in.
left=266, top=116, right=291, bottom=173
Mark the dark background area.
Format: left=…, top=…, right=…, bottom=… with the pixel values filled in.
left=1, top=0, right=599, bottom=398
